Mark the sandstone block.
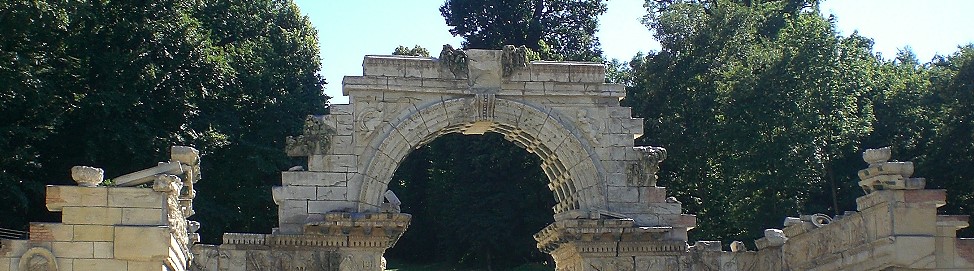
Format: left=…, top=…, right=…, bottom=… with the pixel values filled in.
left=127, top=261, right=166, bottom=271
left=93, top=241, right=113, bottom=258
left=46, top=185, right=109, bottom=212
left=108, top=187, right=166, bottom=209
left=607, top=186, right=639, bottom=203
left=641, top=187, right=669, bottom=203
left=893, top=236, right=936, bottom=268
left=317, top=186, right=349, bottom=200
left=120, top=207, right=166, bottom=226
left=73, top=225, right=114, bottom=242
left=308, top=155, right=357, bottom=172
left=281, top=171, right=348, bottom=186
left=29, top=223, right=74, bottom=242
left=274, top=185, right=318, bottom=201
left=52, top=241, right=94, bottom=258
left=62, top=207, right=122, bottom=225
left=56, top=258, right=73, bottom=270
left=114, top=226, right=170, bottom=261
left=278, top=200, right=308, bottom=224
left=307, top=200, right=356, bottom=214
left=74, top=258, right=128, bottom=270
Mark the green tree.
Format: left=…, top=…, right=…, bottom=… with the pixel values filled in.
left=440, top=0, right=607, bottom=61
left=0, top=0, right=86, bottom=229
left=387, top=134, right=554, bottom=269
left=628, top=0, right=879, bottom=243
left=923, top=45, right=974, bottom=237
left=184, top=0, right=328, bottom=242
left=0, top=0, right=326, bottom=243
left=393, top=45, right=431, bottom=57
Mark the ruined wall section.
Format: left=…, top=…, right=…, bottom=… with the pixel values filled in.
left=1, top=147, right=201, bottom=271
left=273, top=47, right=693, bottom=235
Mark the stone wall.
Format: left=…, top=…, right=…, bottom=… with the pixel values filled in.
left=1, top=146, right=200, bottom=271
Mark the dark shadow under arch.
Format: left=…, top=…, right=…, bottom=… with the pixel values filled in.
left=384, top=132, right=556, bottom=269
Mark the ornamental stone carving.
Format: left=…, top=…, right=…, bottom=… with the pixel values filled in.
left=285, top=115, right=336, bottom=157
left=70, top=166, right=103, bottom=187
left=501, top=45, right=534, bottom=77
left=438, top=44, right=467, bottom=79
left=18, top=247, right=57, bottom=271
left=629, top=146, right=667, bottom=186
left=857, top=146, right=925, bottom=193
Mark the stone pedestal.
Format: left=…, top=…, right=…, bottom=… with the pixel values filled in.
left=535, top=218, right=689, bottom=271
left=191, top=212, right=409, bottom=271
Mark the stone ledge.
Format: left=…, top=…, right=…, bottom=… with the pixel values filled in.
left=855, top=189, right=946, bottom=211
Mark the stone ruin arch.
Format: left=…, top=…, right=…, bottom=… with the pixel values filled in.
left=276, top=46, right=687, bottom=233
left=3, top=46, right=971, bottom=271
left=355, top=95, right=605, bottom=216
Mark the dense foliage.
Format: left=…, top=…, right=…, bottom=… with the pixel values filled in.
left=627, top=0, right=974, bottom=243
left=386, top=133, right=555, bottom=269
left=0, top=0, right=327, bottom=243
left=440, top=0, right=606, bottom=61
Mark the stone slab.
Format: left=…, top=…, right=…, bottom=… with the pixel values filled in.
left=108, top=187, right=166, bottom=209
left=73, top=225, right=114, bottom=242
left=61, top=207, right=122, bottom=225
left=45, top=185, right=109, bottom=212
left=114, top=226, right=170, bottom=261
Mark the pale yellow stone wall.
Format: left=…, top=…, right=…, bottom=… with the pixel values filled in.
left=1, top=186, right=190, bottom=271
left=1, top=147, right=199, bottom=271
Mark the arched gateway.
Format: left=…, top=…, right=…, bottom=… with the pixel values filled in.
left=247, top=47, right=696, bottom=270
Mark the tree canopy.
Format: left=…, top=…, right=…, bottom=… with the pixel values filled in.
left=440, top=0, right=606, bottom=61
left=627, top=0, right=974, bottom=243
left=0, top=0, right=327, bottom=243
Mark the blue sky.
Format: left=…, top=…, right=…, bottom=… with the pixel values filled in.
left=293, top=0, right=974, bottom=104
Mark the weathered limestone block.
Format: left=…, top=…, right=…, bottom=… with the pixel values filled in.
left=71, top=166, right=104, bottom=187
left=858, top=146, right=927, bottom=193
left=281, top=171, right=348, bottom=186
left=108, top=187, right=166, bottom=209
left=29, top=223, right=73, bottom=242
left=72, top=225, right=114, bottom=242
left=61, top=206, right=122, bottom=225
left=45, top=185, right=108, bottom=212
left=755, top=229, right=787, bottom=249
left=113, top=226, right=170, bottom=261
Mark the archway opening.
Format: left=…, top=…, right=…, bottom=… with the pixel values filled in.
left=384, top=132, right=556, bottom=270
